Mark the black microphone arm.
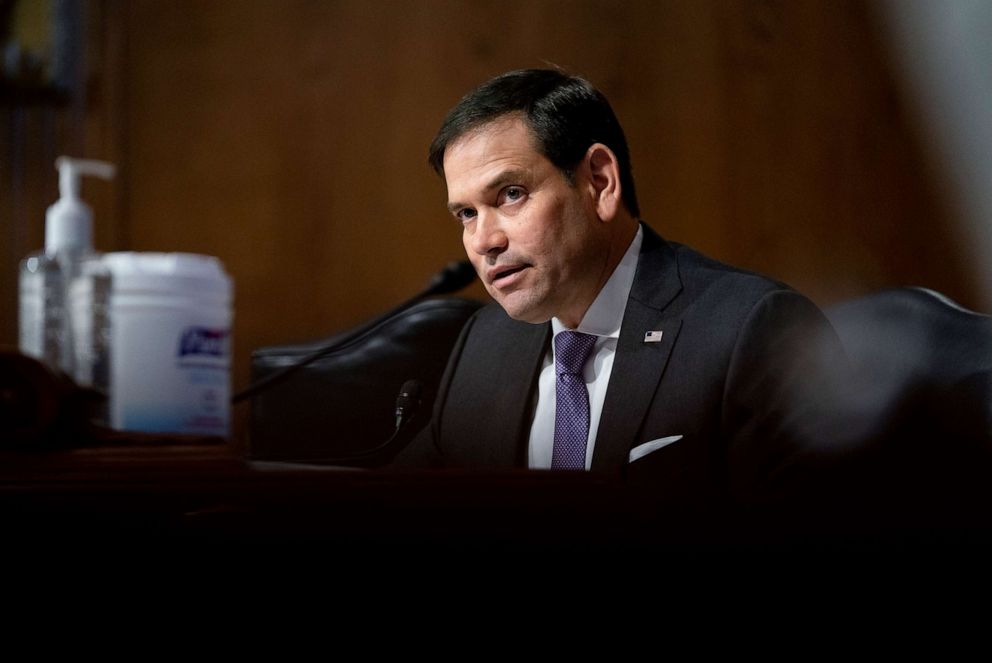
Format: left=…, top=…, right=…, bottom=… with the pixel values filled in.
left=232, top=260, right=476, bottom=404
left=421, top=260, right=477, bottom=299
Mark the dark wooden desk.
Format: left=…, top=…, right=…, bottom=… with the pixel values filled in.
left=3, top=441, right=991, bottom=586
left=0, top=443, right=668, bottom=551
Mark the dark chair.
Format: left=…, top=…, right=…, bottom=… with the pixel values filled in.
left=248, top=296, right=483, bottom=465
left=825, top=286, right=992, bottom=441
left=822, top=287, right=992, bottom=533
left=826, top=286, right=992, bottom=382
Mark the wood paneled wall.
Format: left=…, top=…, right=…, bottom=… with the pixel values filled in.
left=4, top=1, right=977, bottom=430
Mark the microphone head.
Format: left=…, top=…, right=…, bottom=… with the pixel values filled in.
left=395, top=379, right=424, bottom=430
left=423, top=260, right=476, bottom=296
left=398, top=379, right=423, bottom=401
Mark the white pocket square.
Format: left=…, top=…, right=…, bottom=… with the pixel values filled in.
left=628, top=435, right=684, bottom=463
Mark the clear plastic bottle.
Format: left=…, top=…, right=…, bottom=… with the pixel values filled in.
left=19, top=249, right=74, bottom=375
left=18, top=157, right=116, bottom=391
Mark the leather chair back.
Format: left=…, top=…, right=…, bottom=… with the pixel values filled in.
left=825, top=287, right=992, bottom=440
left=823, top=287, right=992, bottom=524
left=249, top=297, right=482, bottom=465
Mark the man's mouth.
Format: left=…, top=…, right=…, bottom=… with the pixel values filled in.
left=488, top=264, right=528, bottom=287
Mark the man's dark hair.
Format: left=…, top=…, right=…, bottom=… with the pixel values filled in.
left=428, top=68, right=640, bottom=218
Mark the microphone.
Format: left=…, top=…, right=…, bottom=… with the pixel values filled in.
left=394, top=379, right=422, bottom=430
left=232, top=260, right=475, bottom=403
left=296, top=378, right=424, bottom=465
left=422, top=260, right=477, bottom=297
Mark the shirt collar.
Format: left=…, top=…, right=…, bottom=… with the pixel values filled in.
left=551, top=224, right=643, bottom=339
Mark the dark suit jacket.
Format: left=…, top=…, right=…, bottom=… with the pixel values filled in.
left=397, top=224, right=846, bottom=507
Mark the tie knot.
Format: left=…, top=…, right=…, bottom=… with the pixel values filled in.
left=554, top=331, right=597, bottom=376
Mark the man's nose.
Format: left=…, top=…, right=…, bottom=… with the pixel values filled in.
left=468, top=212, right=508, bottom=258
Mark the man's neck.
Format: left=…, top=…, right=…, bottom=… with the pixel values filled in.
left=557, top=220, right=642, bottom=333
left=559, top=216, right=640, bottom=329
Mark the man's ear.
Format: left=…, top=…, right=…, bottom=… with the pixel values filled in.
left=583, top=143, right=622, bottom=222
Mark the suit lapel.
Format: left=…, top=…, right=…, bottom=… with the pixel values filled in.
left=464, top=320, right=549, bottom=467
left=591, top=226, right=684, bottom=471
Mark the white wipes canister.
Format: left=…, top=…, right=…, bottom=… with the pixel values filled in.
left=104, top=252, right=233, bottom=436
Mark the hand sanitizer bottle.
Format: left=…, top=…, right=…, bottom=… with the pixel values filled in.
left=19, top=157, right=116, bottom=390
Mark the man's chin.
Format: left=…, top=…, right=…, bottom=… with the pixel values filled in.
left=494, top=297, right=552, bottom=325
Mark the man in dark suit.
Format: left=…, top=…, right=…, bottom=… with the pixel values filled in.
left=397, top=69, right=844, bottom=508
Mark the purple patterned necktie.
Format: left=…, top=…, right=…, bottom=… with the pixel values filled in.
left=551, top=331, right=598, bottom=470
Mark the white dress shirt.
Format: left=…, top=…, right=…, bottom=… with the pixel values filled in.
left=527, top=225, right=643, bottom=469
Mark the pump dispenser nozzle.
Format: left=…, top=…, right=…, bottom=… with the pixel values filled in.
left=46, top=157, right=116, bottom=255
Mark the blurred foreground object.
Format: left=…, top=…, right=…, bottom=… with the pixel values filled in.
left=0, top=350, right=225, bottom=450
left=0, top=349, right=100, bottom=450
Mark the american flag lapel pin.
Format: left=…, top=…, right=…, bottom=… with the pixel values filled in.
left=644, top=330, right=664, bottom=343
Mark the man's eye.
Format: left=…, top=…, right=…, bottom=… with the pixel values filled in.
left=456, top=208, right=477, bottom=223
left=500, top=186, right=526, bottom=204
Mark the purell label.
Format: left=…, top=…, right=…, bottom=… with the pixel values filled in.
left=178, top=327, right=229, bottom=358
left=112, top=313, right=231, bottom=436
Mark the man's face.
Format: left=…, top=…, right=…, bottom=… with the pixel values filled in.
left=442, top=116, right=609, bottom=327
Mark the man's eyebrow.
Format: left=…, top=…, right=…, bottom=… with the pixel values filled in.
left=446, top=169, right=529, bottom=213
